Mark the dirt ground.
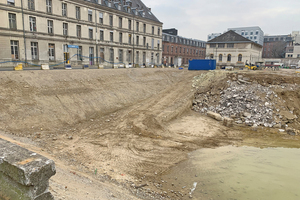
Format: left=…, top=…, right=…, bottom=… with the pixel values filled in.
left=0, top=68, right=300, bottom=200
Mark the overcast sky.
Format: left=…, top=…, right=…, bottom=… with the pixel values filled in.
left=142, top=0, right=300, bottom=41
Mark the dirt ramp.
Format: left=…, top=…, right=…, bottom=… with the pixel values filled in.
left=0, top=69, right=197, bottom=135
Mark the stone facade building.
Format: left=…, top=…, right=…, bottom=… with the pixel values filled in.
left=0, top=0, right=162, bottom=67
left=207, top=30, right=263, bottom=68
left=162, top=28, right=206, bottom=67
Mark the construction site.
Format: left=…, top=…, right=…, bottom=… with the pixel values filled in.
left=1, top=68, right=300, bottom=200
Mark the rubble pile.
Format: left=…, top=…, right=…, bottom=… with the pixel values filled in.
left=192, top=74, right=286, bottom=128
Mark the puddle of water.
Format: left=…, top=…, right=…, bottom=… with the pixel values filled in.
left=162, top=146, right=300, bottom=200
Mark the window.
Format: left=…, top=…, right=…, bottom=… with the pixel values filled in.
left=10, top=40, right=19, bottom=59
left=46, top=0, right=52, bottom=13
left=179, top=47, right=182, bottom=53
left=254, top=36, right=257, bottom=40
left=110, top=32, right=113, bottom=42
left=88, top=9, right=93, bottom=22
left=100, top=30, right=104, bottom=41
left=76, top=25, right=81, bottom=38
left=29, top=16, right=36, bottom=32
left=119, top=32, right=122, bottom=43
left=89, top=47, right=94, bottom=65
left=218, top=44, right=225, bottom=48
left=47, top=20, right=53, bottom=34
left=8, top=13, right=16, bottom=29
left=143, top=52, right=146, bottom=64
left=7, top=0, right=15, bottom=6
left=31, top=42, right=38, bottom=60
left=136, top=36, right=139, bottom=46
left=143, top=24, right=146, bottom=33
left=76, top=7, right=80, bottom=19
left=63, top=23, right=68, bottom=36
left=158, top=28, right=160, bottom=35
left=171, top=46, right=173, bottom=52
left=227, top=54, right=231, bottom=62
left=143, top=37, right=146, bottom=47
left=28, top=0, right=35, bottom=10
left=109, top=15, right=113, bottom=26
left=256, top=31, right=259, bottom=35
left=119, top=49, right=123, bottom=62
left=250, top=37, right=253, bottom=39
left=227, top=43, right=234, bottom=48
left=238, top=54, right=242, bottom=62
left=128, top=19, right=131, bottom=30
left=210, top=44, right=216, bottom=48
left=136, top=22, right=139, bottom=32
left=128, top=34, right=132, bottom=44
left=119, top=17, right=122, bottom=28
left=250, top=32, right=253, bottom=35
left=245, top=32, right=248, bottom=35
left=136, top=51, right=139, bottom=64
left=77, top=46, right=82, bottom=61
left=218, top=54, right=222, bottom=62
left=100, top=48, right=104, bottom=63
left=48, top=43, right=55, bottom=61
left=167, top=46, right=169, bottom=52
left=89, top=28, right=93, bottom=39
left=109, top=48, right=114, bottom=62
left=152, top=26, right=154, bottom=35
left=99, top=12, right=103, bottom=24
left=62, top=3, right=67, bottom=16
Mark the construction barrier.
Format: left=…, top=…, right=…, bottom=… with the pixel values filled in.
left=14, top=64, right=23, bottom=71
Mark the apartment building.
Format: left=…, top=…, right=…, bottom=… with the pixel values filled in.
left=263, top=35, right=293, bottom=58
left=228, top=26, right=264, bottom=46
left=162, top=28, right=206, bottom=67
left=0, top=0, right=162, bottom=67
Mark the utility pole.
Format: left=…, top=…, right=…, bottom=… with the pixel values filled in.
left=20, top=0, right=27, bottom=66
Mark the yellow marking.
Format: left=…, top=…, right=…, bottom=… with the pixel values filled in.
left=17, top=157, right=36, bottom=165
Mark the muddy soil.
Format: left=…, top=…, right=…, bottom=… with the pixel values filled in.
left=0, top=68, right=299, bottom=200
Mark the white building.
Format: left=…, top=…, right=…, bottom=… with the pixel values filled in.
left=206, top=30, right=263, bottom=68
left=207, top=33, right=222, bottom=41
left=0, top=0, right=163, bottom=67
left=228, top=26, right=264, bottom=46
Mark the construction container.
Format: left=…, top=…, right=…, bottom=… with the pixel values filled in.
left=188, top=59, right=216, bottom=70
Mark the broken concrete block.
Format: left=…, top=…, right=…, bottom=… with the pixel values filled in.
left=207, top=111, right=223, bottom=121
left=0, top=139, right=56, bottom=200
left=223, top=117, right=233, bottom=127
left=286, top=128, right=296, bottom=136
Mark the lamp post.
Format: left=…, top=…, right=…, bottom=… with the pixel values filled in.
left=20, top=0, right=27, bottom=66
left=132, top=13, right=135, bottom=67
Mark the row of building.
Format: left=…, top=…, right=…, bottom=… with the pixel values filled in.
left=1, top=0, right=207, bottom=67
left=1, top=0, right=163, bottom=67
left=1, top=0, right=299, bottom=68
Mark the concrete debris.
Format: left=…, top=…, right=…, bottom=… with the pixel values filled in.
left=192, top=77, right=298, bottom=128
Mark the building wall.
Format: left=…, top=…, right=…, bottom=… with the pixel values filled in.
left=207, top=33, right=221, bottom=41
left=206, top=42, right=262, bottom=67
left=286, top=45, right=300, bottom=58
left=162, top=32, right=206, bottom=66
left=0, top=0, right=163, bottom=67
left=228, top=27, right=264, bottom=46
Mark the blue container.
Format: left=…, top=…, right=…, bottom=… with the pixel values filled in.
left=188, top=59, right=216, bottom=70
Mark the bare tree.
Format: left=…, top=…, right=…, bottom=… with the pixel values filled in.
left=271, top=41, right=287, bottom=58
